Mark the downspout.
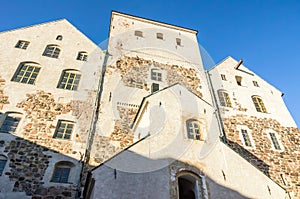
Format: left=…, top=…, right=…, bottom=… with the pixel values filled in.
left=205, top=70, right=227, bottom=143
left=76, top=50, right=110, bottom=198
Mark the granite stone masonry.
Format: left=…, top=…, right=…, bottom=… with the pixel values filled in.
left=223, top=115, right=300, bottom=198
left=0, top=76, right=9, bottom=110
left=109, top=56, right=203, bottom=98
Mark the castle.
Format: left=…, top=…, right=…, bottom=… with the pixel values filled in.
left=0, top=11, right=299, bottom=199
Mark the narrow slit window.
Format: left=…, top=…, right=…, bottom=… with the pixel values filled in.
left=241, top=129, right=252, bottom=147
left=269, top=132, right=281, bottom=150
left=221, top=74, right=226, bottom=81
left=253, top=81, right=259, bottom=87
left=176, top=38, right=181, bottom=45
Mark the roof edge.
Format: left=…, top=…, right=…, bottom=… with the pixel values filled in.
left=111, top=11, right=198, bottom=35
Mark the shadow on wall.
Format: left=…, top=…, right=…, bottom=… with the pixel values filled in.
left=83, top=150, right=251, bottom=199
left=0, top=133, right=82, bottom=198
left=226, top=139, right=270, bottom=177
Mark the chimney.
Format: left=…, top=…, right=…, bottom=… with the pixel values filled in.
left=234, top=59, right=243, bottom=69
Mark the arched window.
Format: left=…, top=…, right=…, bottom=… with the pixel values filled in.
left=0, top=155, right=7, bottom=176
left=53, top=120, right=75, bottom=140
left=57, top=69, right=81, bottom=91
left=251, top=95, right=267, bottom=113
left=76, top=51, right=88, bottom=61
left=0, top=112, right=22, bottom=133
left=186, top=119, right=204, bottom=140
left=43, top=45, right=61, bottom=58
left=134, top=30, right=143, bottom=37
left=51, top=161, right=74, bottom=183
left=217, top=90, right=232, bottom=107
left=56, top=35, right=63, bottom=41
left=12, top=62, right=41, bottom=85
left=178, top=172, right=201, bottom=199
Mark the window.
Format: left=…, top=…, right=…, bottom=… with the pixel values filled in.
left=12, top=62, right=40, bottom=85
left=235, top=76, right=242, bottom=86
left=57, top=70, right=81, bottom=91
left=253, top=81, right=259, bottom=87
left=15, top=40, right=30, bottom=49
left=56, top=35, right=63, bottom=41
left=151, top=69, right=162, bottom=81
left=0, top=113, right=22, bottom=133
left=176, top=38, right=181, bottom=45
left=0, top=155, right=7, bottom=176
left=252, top=96, right=267, bottom=113
left=51, top=161, right=74, bottom=183
left=241, top=129, right=253, bottom=147
left=221, top=74, right=226, bottom=80
left=217, top=90, right=232, bottom=107
left=134, top=30, right=143, bottom=37
left=157, top=33, right=163, bottom=40
left=269, top=132, right=281, bottom=150
left=43, top=45, right=61, bottom=58
left=186, top=119, right=203, bottom=140
left=76, top=51, right=88, bottom=61
left=178, top=172, right=201, bottom=199
left=53, top=120, right=74, bottom=140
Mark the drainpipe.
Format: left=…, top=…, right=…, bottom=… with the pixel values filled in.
left=76, top=50, right=110, bottom=199
left=205, top=70, right=227, bottom=143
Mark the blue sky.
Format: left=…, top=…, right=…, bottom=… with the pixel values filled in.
left=1, top=0, right=299, bottom=126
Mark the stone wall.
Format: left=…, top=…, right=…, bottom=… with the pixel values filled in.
left=0, top=89, right=96, bottom=197
left=0, top=76, right=9, bottom=110
left=109, top=56, right=203, bottom=98
left=223, top=115, right=300, bottom=198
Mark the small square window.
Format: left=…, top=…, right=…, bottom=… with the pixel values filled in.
left=15, top=40, right=30, bottom=49
left=134, top=31, right=143, bottom=37
left=151, top=69, right=162, bottom=81
left=157, top=33, right=163, bottom=40
left=77, top=52, right=88, bottom=61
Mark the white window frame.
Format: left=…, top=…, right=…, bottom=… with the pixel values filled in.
left=266, top=130, right=284, bottom=152
left=237, top=125, right=255, bottom=149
